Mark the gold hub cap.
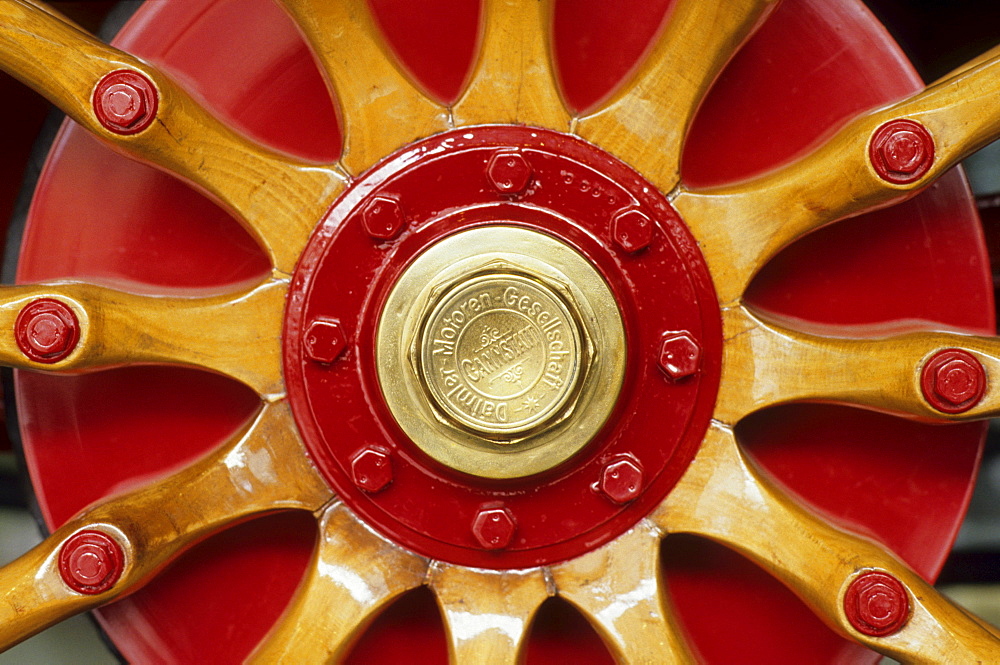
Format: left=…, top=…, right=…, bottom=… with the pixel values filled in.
left=377, top=226, right=625, bottom=479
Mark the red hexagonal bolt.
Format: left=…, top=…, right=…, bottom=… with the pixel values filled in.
left=658, top=332, right=701, bottom=381
left=869, top=119, right=934, bottom=184
left=472, top=506, right=516, bottom=550
left=93, top=70, right=158, bottom=135
left=350, top=447, right=393, bottom=493
left=59, top=530, right=125, bottom=595
left=361, top=196, right=407, bottom=240
left=599, top=457, right=644, bottom=504
left=612, top=208, right=653, bottom=253
left=844, top=571, right=910, bottom=637
left=486, top=151, right=532, bottom=194
left=920, top=348, right=986, bottom=414
left=15, top=298, right=79, bottom=364
left=303, top=318, right=347, bottom=365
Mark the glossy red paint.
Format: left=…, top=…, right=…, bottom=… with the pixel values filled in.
left=15, top=298, right=78, bottom=363
left=92, top=69, right=157, bottom=135
left=844, top=571, right=910, bottom=637
left=869, top=118, right=935, bottom=184
left=10, top=0, right=994, bottom=662
left=921, top=348, right=987, bottom=414
left=58, top=530, right=124, bottom=595
left=657, top=332, right=701, bottom=381
left=350, top=447, right=394, bottom=493
left=471, top=506, right=517, bottom=550
left=283, top=125, right=722, bottom=568
left=598, top=457, right=644, bottom=505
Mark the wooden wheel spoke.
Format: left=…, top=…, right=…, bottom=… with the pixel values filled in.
left=452, top=0, right=569, bottom=129
left=551, top=521, right=695, bottom=664
left=429, top=563, right=549, bottom=664
left=677, top=48, right=1000, bottom=303
left=717, top=305, right=1000, bottom=423
left=0, top=279, right=286, bottom=398
left=249, top=502, right=427, bottom=663
left=576, top=0, right=777, bottom=194
left=0, top=0, right=343, bottom=273
left=0, top=401, right=331, bottom=652
left=655, top=424, right=1000, bottom=662
left=275, top=0, right=449, bottom=175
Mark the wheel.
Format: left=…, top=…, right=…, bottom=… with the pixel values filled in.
left=0, top=0, right=999, bottom=662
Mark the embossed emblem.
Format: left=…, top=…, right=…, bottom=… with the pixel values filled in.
left=420, top=273, right=582, bottom=436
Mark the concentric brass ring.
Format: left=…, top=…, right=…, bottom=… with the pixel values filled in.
left=377, top=226, right=625, bottom=479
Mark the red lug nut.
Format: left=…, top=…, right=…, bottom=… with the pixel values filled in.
left=472, top=506, right=516, bottom=550
left=361, top=196, right=407, bottom=240
left=303, top=318, right=347, bottom=365
left=15, top=298, right=79, bottom=363
left=59, top=530, right=124, bottom=595
left=486, top=151, right=532, bottom=194
left=93, top=69, right=158, bottom=135
left=920, top=348, right=986, bottom=414
left=612, top=208, right=653, bottom=253
left=844, top=571, right=909, bottom=637
left=350, top=447, right=393, bottom=493
left=658, top=332, right=701, bottom=381
left=869, top=119, right=934, bottom=184
left=599, top=457, right=644, bottom=504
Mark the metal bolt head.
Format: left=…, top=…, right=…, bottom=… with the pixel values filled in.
left=303, top=319, right=347, bottom=365
left=93, top=70, right=157, bottom=135
left=844, top=571, right=909, bottom=637
left=658, top=332, right=701, bottom=380
left=612, top=208, right=653, bottom=253
left=472, top=506, right=516, bottom=549
left=59, top=531, right=124, bottom=595
left=870, top=119, right=934, bottom=184
left=350, top=447, right=393, bottom=493
left=921, top=348, right=986, bottom=413
left=486, top=151, right=532, bottom=194
left=15, top=299, right=79, bottom=363
left=599, top=458, right=644, bottom=504
left=362, top=196, right=406, bottom=240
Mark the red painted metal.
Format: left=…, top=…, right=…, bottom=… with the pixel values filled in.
left=610, top=208, right=653, bottom=254
left=844, top=571, right=910, bottom=637
left=869, top=118, right=935, bottom=184
left=9, top=0, right=994, bottom=662
left=350, top=447, right=394, bottom=493
left=921, top=348, right=987, bottom=414
left=598, top=457, right=644, bottom=504
left=92, top=69, right=158, bottom=135
left=58, top=530, right=124, bottom=595
left=657, top=332, right=701, bottom=381
left=15, top=298, right=78, bottom=363
left=471, top=506, right=517, bottom=550
left=282, top=125, right=722, bottom=569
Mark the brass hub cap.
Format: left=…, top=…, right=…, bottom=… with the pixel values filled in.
left=378, top=226, right=624, bottom=478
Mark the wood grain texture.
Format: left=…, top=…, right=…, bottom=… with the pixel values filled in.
left=452, top=0, right=570, bottom=129
left=0, top=279, right=286, bottom=398
left=655, top=424, right=1000, bottom=664
left=249, top=502, right=428, bottom=664
left=675, top=50, right=1000, bottom=304
left=429, top=563, right=550, bottom=665
left=716, top=305, right=1000, bottom=424
left=576, top=0, right=777, bottom=194
left=275, top=0, right=450, bottom=175
left=0, top=0, right=343, bottom=273
left=552, top=521, right=695, bottom=664
left=0, top=401, right=331, bottom=652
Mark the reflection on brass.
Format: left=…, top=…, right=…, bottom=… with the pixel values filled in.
left=377, top=226, right=625, bottom=479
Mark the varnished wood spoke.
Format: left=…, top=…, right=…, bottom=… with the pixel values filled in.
left=0, top=0, right=343, bottom=273
left=717, top=305, right=1000, bottom=424
left=0, top=401, right=331, bottom=651
left=655, top=424, right=1000, bottom=663
left=0, top=279, right=286, bottom=398
left=576, top=0, right=777, bottom=194
left=452, top=0, right=569, bottom=129
left=676, top=49, right=1000, bottom=303
left=552, top=521, right=695, bottom=664
left=429, top=563, right=549, bottom=664
left=249, top=502, right=427, bottom=664
left=275, top=0, right=449, bottom=175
